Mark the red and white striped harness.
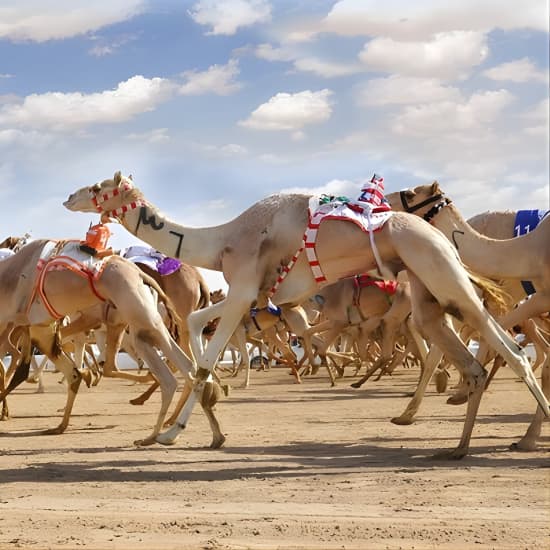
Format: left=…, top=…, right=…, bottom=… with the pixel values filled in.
left=269, top=196, right=392, bottom=299
left=90, top=182, right=144, bottom=220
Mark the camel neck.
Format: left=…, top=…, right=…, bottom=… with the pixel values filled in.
left=120, top=204, right=225, bottom=270
left=432, top=204, right=533, bottom=279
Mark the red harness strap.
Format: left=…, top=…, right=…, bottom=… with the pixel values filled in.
left=353, top=274, right=398, bottom=306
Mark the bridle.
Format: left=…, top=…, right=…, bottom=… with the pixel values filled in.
left=399, top=190, right=452, bottom=223
left=88, top=180, right=144, bottom=221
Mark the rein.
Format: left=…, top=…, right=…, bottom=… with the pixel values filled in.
left=399, top=190, right=451, bottom=223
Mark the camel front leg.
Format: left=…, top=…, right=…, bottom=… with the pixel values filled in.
left=511, top=353, right=550, bottom=451
left=156, top=281, right=256, bottom=446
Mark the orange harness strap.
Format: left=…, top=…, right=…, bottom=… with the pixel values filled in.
left=30, top=255, right=108, bottom=320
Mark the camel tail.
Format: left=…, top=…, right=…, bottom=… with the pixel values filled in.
left=138, top=270, right=185, bottom=344
left=196, top=272, right=211, bottom=310
left=465, top=268, right=513, bottom=316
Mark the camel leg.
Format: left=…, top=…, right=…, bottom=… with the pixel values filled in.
left=402, top=274, right=490, bottom=459
left=157, top=281, right=257, bottom=446
left=130, top=381, right=160, bottom=405
left=511, top=353, right=550, bottom=451
left=391, top=345, right=445, bottom=425
left=131, top=337, right=177, bottom=447
left=484, top=355, right=505, bottom=391
left=101, top=324, right=155, bottom=384
left=0, top=357, right=8, bottom=420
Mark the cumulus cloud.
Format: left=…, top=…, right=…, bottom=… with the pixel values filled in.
left=280, top=178, right=357, bottom=198
left=391, top=89, right=514, bottom=136
left=320, top=0, right=548, bottom=40
left=0, top=0, right=145, bottom=42
left=0, top=75, right=174, bottom=131
left=179, top=59, right=242, bottom=95
left=293, top=57, right=362, bottom=78
left=356, top=76, right=461, bottom=106
left=483, top=57, right=549, bottom=83
left=359, top=31, right=488, bottom=80
left=189, top=0, right=271, bottom=35
left=239, top=89, right=333, bottom=131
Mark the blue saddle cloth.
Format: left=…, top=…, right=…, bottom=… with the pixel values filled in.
left=514, top=209, right=549, bottom=295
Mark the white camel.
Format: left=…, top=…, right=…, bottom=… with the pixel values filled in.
left=64, top=171, right=549, bottom=458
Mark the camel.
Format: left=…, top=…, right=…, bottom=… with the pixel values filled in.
left=0, top=238, right=223, bottom=447
left=63, top=171, right=550, bottom=458
left=299, top=275, right=421, bottom=387
left=387, top=183, right=550, bottom=450
left=208, top=289, right=316, bottom=387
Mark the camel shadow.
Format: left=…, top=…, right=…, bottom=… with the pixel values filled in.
left=1, top=437, right=547, bottom=484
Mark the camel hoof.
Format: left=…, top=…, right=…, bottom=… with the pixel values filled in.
left=134, top=436, right=157, bottom=447
left=509, top=441, right=537, bottom=452
left=26, top=377, right=39, bottom=384
left=431, top=449, right=467, bottom=460
left=209, top=434, right=226, bottom=449
left=155, top=433, right=177, bottom=446
left=42, top=426, right=65, bottom=435
left=129, top=398, right=147, bottom=406
left=350, top=381, right=362, bottom=389
left=446, top=393, right=468, bottom=405
left=81, top=369, right=93, bottom=388
left=391, top=416, right=414, bottom=426
left=222, top=384, right=231, bottom=397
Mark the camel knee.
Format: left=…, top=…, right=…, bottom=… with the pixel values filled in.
left=201, top=380, right=223, bottom=410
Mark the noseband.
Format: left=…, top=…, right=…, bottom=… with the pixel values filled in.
left=89, top=181, right=144, bottom=220
left=399, top=190, right=451, bottom=223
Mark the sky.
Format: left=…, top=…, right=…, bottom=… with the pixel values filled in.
left=1, top=0, right=549, bottom=292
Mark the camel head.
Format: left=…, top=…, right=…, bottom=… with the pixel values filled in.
left=386, top=181, right=444, bottom=215
left=64, top=171, right=143, bottom=222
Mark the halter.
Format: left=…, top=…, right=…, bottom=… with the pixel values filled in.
left=89, top=180, right=144, bottom=220
left=399, top=190, right=451, bottom=223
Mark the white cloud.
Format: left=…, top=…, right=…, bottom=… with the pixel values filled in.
left=0, top=75, right=174, bottom=131
left=239, top=89, right=333, bottom=131
left=189, top=0, right=271, bottom=36
left=88, top=33, right=138, bottom=57
left=0, top=1, right=145, bottom=42
left=391, top=89, right=514, bottom=136
left=320, top=0, right=548, bottom=40
left=280, top=178, right=357, bottom=198
left=126, top=128, right=170, bottom=144
left=483, top=57, right=549, bottom=83
left=356, top=76, right=461, bottom=106
left=179, top=59, right=242, bottom=96
left=255, top=43, right=295, bottom=62
left=293, top=57, right=361, bottom=78
left=359, top=31, right=488, bottom=80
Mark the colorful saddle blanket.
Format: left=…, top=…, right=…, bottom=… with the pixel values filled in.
left=304, top=196, right=393, bottom=285
left=122, top=245, right=182, bottom=276
left=514, top=209, right=549, bottom=296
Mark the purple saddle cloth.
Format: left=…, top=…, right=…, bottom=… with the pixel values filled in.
left=157, top=257, right=182, bottom=276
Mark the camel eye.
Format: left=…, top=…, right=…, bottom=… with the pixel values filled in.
left=403, top=190, right=415, bottom=199
left=90, top=184, right=101, bottom=193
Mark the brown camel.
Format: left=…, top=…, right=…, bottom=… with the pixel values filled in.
left=387, top=183, right=550, bottom=450
left=0, top=238, right=223, bottom=447
left=64, top=171, right=549, bottom=458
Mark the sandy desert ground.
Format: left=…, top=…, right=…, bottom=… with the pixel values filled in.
left=0, top=364, right=548, bottom=550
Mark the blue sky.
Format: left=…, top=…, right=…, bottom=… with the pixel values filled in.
left=1, top=0, right=548, bottom=291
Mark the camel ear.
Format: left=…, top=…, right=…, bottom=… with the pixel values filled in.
left=128, top=174, right=133, bottom=181
left=114, top=171, right=122, bottom=185
left=430, top=181, right=441, bottom=194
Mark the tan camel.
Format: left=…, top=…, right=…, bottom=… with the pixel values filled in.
left=208, top=289, right=313, bottom=387
left=300, top=275, right=419, bottom=387
left=64, top=171, right=549, bottom=458
left=0, top=238, right=224, bottom=447
left=387, top=183, right=550, bottom=450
